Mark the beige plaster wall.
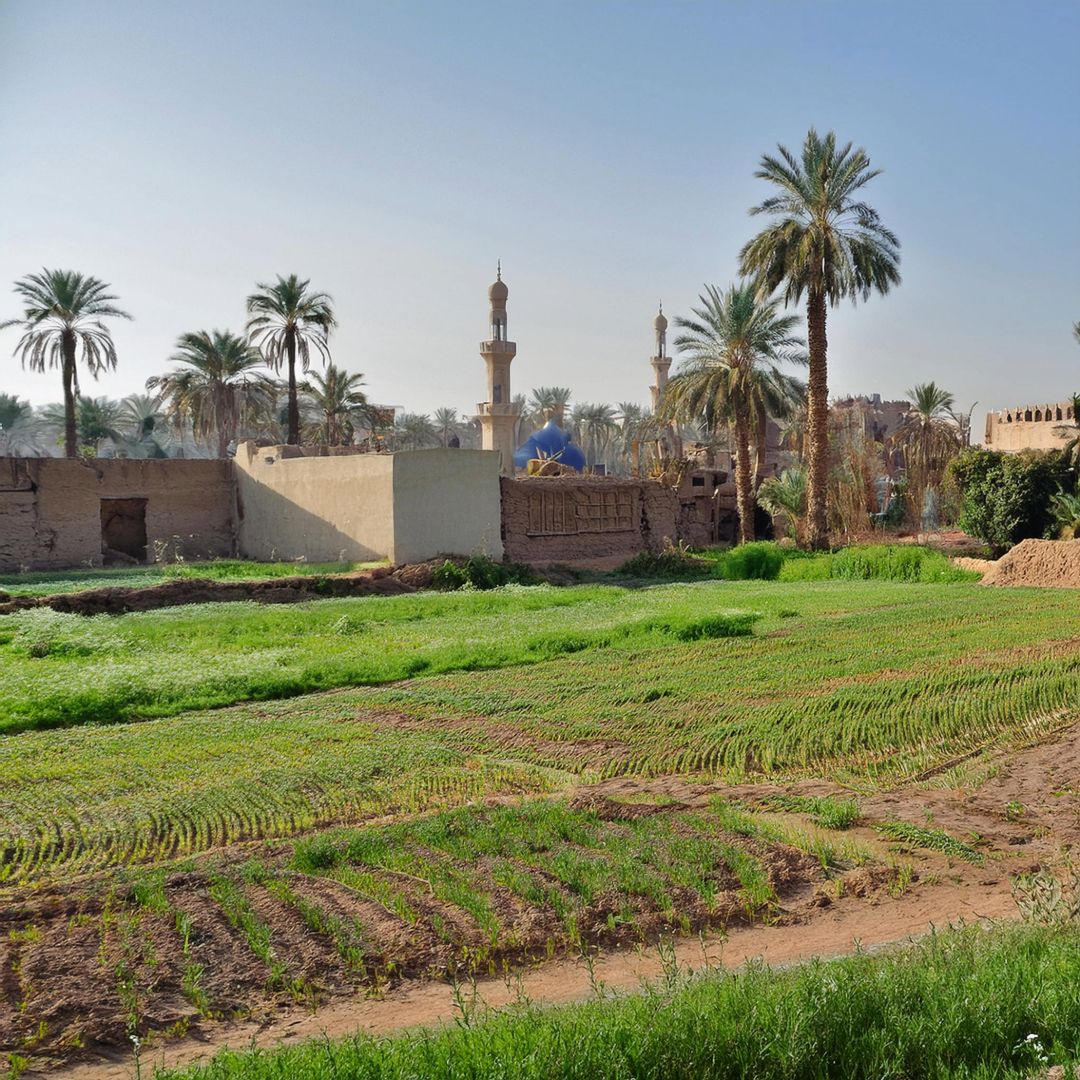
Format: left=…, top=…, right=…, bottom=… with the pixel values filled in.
left=234, top=443, right=395, bottom=562
left=234, top=444, right=503, bottom=564
left=0, top=457, right=235, bottom=572
left=392, top=449, right=503, bottom=563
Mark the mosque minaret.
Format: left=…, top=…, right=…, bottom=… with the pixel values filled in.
left=649, top=303, right=671, bottom=412
left=476, top=263, right=521, bottom=476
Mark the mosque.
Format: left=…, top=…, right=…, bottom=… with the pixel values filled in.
left=476, top=265, right=676, bottom=476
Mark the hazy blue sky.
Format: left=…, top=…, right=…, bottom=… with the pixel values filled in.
left=1, top=0, right=1077, bottom=436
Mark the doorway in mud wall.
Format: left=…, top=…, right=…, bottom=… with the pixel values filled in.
left=101, top=498, right=148, bottom=564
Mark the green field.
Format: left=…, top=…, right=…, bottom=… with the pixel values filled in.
left=3, top=565, right=1080, bottom=1076
left=0, top=558, right=383, bottom=597
left=2, top=579, right=1078, bottom=883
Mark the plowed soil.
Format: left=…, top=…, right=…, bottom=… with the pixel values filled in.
left=6, top=715, right=1079, bottom=1079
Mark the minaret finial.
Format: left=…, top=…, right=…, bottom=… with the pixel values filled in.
left=497, top=259, right=502, bottom=281
left=659, top=299, right=662, bottom=314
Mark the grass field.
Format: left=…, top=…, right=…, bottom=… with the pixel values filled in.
left=3, top=562, right=1080, bottom=1076
left=2, top=579, right=1078, bottom=883
left=0, top=558, right=383, bottom=597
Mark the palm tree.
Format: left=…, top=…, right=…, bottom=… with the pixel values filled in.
left=245, top=275, right=336, bottom=446
left=40, top=395, right=126, bottom=456
left=392, top=412, right=438, bottom=451
left=528, top=386, right=573, bottom=428
left=433, top=407, right=459, bottom=447
left=148, top=331, right=274, bottom=458
left=740, top=129, right=900, bottom=548
left=1, top=270, right=132, bottom=458
left=892, top=382, right=961, bottom=526
left=0, top=394, right=40, bottom=456
left=758, top=467, right=808, bottom=543
left=1053, top=392, right=1080, bottom=471
left=662, top=283, right=805, bottom=544
left=570, top=402, right=619, bottom=467
left=302, top=364, right=368, bottom=446
left=120, top=393, right=170, bottom=457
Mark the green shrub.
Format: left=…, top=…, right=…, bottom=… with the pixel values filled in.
left=615, top=551, right=709, bottom=578
left=433, top=556, right=538, bottom=591
left=719, top=542, right=784, bottom=581
left=779, top=545, right=977, bottom=584
left=949, top=448, right=1068, bottom=553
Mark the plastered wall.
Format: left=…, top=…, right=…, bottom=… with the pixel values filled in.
left=234, top=444, right=502, bottom=564
left=0, top=457, right=235, bottom=572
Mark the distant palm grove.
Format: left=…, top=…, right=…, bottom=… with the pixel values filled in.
left=16, top=127, right=1055, bottom=547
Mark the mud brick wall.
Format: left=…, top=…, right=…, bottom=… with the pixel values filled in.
left=0, top=457, right=235, bottom=572
left=500, top=476, right=680, bottom=563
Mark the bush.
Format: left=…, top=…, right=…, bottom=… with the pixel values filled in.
left=614, top=551, right=709, bottom=579
left=719, top=542, right=784, bottom=581
left=433, top=555, right=538, bottom=591
left=948, top=448, right=1068, bottom=553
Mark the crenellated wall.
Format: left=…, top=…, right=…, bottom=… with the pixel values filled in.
left=984, top=402, right=1075, bottom=452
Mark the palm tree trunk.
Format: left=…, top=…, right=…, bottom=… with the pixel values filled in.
left=62, top=330, right=78, bottom=458
left=805, top=290, right=829, bottom=549
left=286, top=327, right=299, bottom=445
left=734, top=407, right=755, bottom=545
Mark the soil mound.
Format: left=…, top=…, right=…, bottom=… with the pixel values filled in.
left=979, top=538, right=1080, bottom=589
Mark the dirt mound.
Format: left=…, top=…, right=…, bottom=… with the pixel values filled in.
left=979, top=538, right=1080, bottom=589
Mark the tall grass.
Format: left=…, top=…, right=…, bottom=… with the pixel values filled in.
left=155, top=923, right=1080, bottom=1079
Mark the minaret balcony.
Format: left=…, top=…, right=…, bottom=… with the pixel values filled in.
left=480, top=339, right=517, bottom=357
left=476, top=402, right=522, bottom=417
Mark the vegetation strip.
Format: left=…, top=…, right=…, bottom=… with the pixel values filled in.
left=154, top=924, right=1080, bottom=1080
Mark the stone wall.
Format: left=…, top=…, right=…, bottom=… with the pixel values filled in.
left=500, top=476, right=679, bottom=563
left=984, top=402, right=1074, bottom=452
left=0, top=457, right=235, bottom=572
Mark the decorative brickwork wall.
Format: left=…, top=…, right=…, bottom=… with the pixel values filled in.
left=501, top=476, right=679, bottom=563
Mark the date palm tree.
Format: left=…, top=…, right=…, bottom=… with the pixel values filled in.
left=245, top=275, right=336, bottom=446
left=433, top=407, right=459, bottom=447
left=740, top=129, right=900, bottom=548
left=1, top=270, right=132, bottom=458
left=892, top=382, right=961, bottom=526
left=148, top=331, right=274, bottom=458
left=662, top=283, right=805, bottom=544
left=302, top=364, right=368, bottom=446
left=392, top=412, right=438, bottom=451
left=0, top=394, right=40, bottom=456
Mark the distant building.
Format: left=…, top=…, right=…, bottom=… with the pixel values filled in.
left=984, top=402, right=1076, bottom=452
left=832, top=394, right=911, bottom=444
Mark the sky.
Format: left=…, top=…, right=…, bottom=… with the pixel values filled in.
left=1, top=0, right=1077, bottom=437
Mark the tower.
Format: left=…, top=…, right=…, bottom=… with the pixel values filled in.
left=476, top=263, right=521, bottom=476
left=649, top=303, right=671, bottom=412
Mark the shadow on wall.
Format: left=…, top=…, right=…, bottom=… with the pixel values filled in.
left=236, top=478, right=385, bottom=563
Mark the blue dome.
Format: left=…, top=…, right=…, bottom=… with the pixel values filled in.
left=514, top=419, right=586, bottom=472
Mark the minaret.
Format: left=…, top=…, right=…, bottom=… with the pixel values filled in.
left=477, top=263, right=521, bottom=476
left=649, top=303, right=671, bottom=412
